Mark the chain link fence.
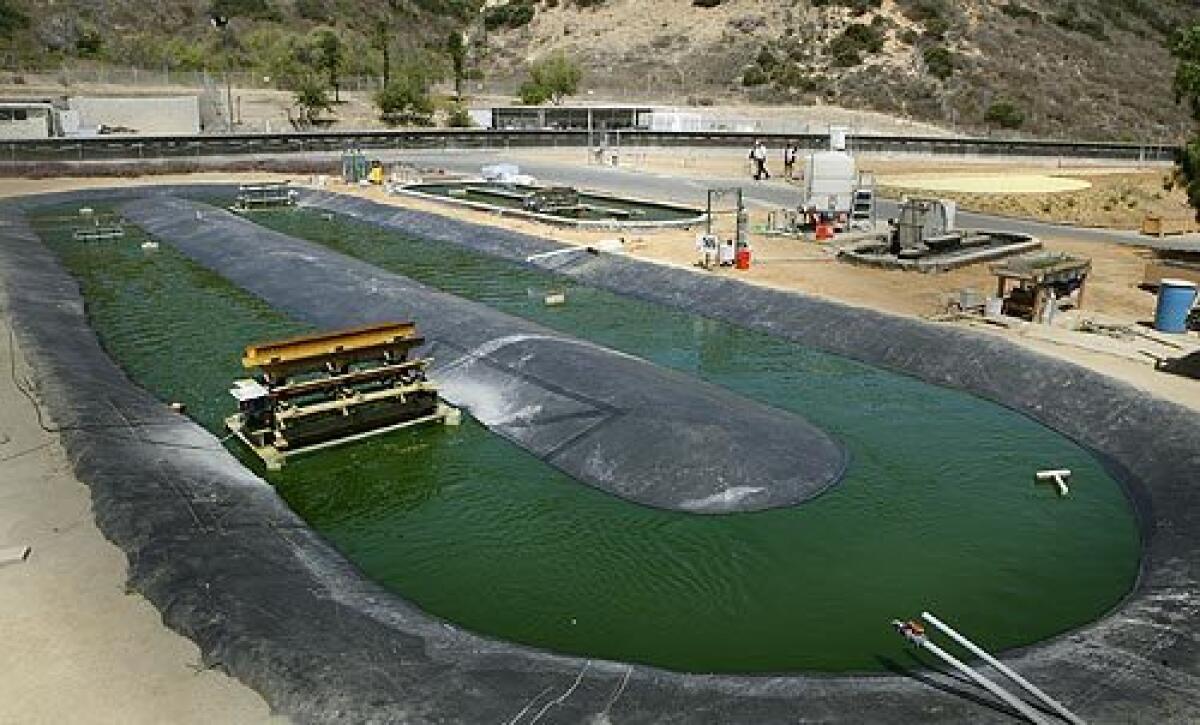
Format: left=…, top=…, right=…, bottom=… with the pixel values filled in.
left=2, top=63, right=738, bottom=105
left=2, top=64, right=388, bottom=93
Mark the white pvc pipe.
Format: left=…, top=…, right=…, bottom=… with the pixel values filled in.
left=922, top=612, right=1086, bottom=725
left=917, top=638, right=1052, bottom=725
left=525, top=240, right=623, bottom=264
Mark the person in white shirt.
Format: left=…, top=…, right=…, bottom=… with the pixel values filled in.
left=749, top=140, right=770, bottom=180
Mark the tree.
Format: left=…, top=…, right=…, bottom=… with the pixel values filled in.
left=372, top=19, right=391, bottom=88
left=291, top=75, right=333, bottom=127
left=0, top=0, right=29, bottom=39
left=375, top=62, right=436, bottom=126
left=1172, top=25, right=1200, bottom=120
left=313, top=29, right=344, bottom=102
left=370, top=1, right=407, bottom=89
left=447, top=30, right=467, bottom=101
left=518, top=52, right=581, bottom=106
left=1171, top=24, right=1200, bottom=214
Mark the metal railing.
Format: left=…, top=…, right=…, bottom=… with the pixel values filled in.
left=0, top=129, right=1178, bottom=165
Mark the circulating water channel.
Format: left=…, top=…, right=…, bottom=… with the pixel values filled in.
left=29, top=200, right=1140, bottom=674
left=120, top=196, right=847, bottom=514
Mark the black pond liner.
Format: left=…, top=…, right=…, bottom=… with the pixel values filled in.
left=0, top=184, right=1196, bottom=723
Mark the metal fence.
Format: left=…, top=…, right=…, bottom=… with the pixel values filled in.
left=0, top=129, right=1178, bottom=166
left=5, top=63, right=760, bottom=108
left=3, top=65, right=388, bottom=93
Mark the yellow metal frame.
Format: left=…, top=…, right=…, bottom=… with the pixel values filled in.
left=242, top=322, right=423, bottom=377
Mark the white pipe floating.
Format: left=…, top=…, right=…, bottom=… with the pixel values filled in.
left=525, top=238, right=624, bottom=264
left=1036, top=469, right=1072, bottom=496
left=921, top=612, right=1086, bottom=725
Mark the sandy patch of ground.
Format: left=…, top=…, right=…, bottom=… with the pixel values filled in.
left=0, top=317, right=282, bottom=724
left=876, top=173, right=1093, bottom=194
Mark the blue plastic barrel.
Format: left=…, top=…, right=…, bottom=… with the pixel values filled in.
left=1154, top=279, right=1198, bottom=333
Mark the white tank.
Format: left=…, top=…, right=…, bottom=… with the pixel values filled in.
left=803, top=151, right=857, bottom=214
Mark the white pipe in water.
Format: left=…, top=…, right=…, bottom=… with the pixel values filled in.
left=525, top=239, right=624, bottom=263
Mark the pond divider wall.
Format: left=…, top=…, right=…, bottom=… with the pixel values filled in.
left=120, top=196, right=846, bottom=514
left=0, top=185, right=1196, bottom=723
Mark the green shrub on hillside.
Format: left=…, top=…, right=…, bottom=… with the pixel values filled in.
left=923, top=45, right=954, bottom=79
left=294, top=0, right=330, bottom=21
left=896, top=0, right=951, bottom=38
left=446, top=102, right=472, bottom=127
left=742, top=65, right=768, bottom=86
left=999, top=2, right=1040, bottom=22
left=984, top=99, right=1025, bottom=129
left=484, top=1, right=535, bottom=30
left=209, top=0, right=280, bottom=21
left=829, top=23, right=884, bottom=67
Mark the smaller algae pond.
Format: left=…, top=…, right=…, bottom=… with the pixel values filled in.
left=395, top=181, right=705, bottom=227
left=30, top=200, right=1141, bottom=674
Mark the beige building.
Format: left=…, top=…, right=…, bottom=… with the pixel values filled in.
left=0, top=102, right=55, bottom=139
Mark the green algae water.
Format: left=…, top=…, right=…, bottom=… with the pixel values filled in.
left=32, top=204, right=1140, bottom=674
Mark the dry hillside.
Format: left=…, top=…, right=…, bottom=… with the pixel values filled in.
left=483, top=0, right=1199, bottom=140
left=1, top=0, right=1197, bottom=140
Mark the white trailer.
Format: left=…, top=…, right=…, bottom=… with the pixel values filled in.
left=801, top=150, right=857, bottom=216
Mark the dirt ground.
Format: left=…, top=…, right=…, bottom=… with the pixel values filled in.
left=0, top=316, right=282, bottom=724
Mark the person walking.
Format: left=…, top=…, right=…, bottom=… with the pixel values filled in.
left=783, top=141, right=798, bottom=180
left=749, top=140, right=770, bottom=180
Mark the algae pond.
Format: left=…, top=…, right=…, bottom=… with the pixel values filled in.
left=31, top=202, right=1140, bottom=674
left=397, top=181, right=703, bottom=226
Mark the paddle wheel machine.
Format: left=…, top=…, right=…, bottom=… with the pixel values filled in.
left=226, top=322, right=459, bottom=469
